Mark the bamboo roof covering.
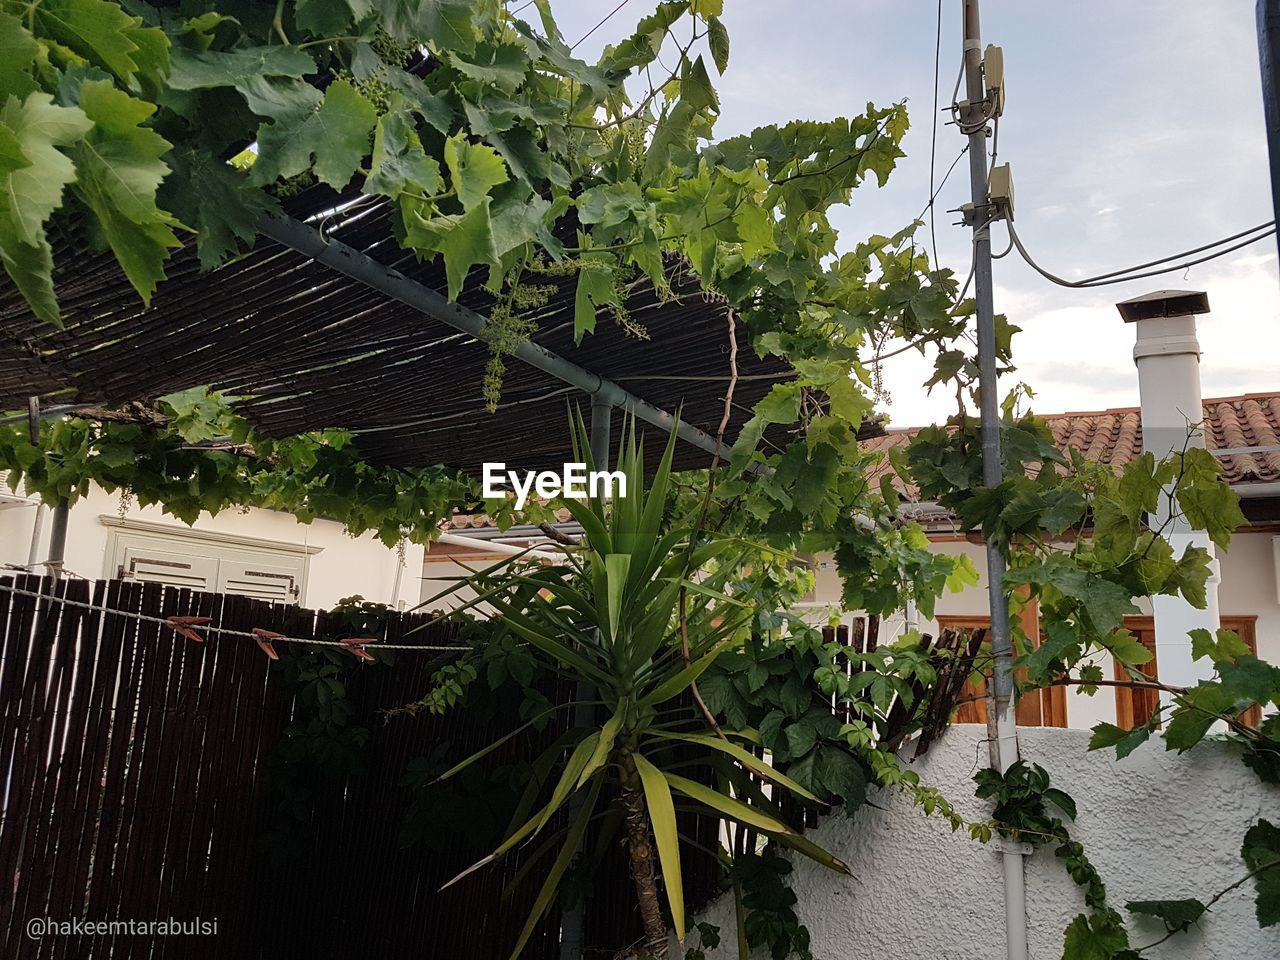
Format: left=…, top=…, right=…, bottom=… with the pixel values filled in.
left=0, top=185, right=879, bottom=472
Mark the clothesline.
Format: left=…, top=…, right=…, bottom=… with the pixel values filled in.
left=0, top=582, right=468, bottom=654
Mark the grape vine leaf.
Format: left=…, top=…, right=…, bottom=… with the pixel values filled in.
left=1087, top=720, right=1153, bottom=761
left=574, top=261, right=619, bottom=343
left=1061, top=911, right=1130, bottom=960
left=164, top=147, right=279, bottom=270
left=1125, top=898, right=1206, bottom=933
left=295, top=0, right=373, bottom=34
left=1241, top=819, right=1280, bottom=927
left=707, top=16, right=729, bottom=74
left=416, top=197, right=498, bottom=300
left=1188, top=627, right=1252, bottom=665
left=367, top=111, right=444, bottom=200
left=0, top=13, right=39, bottom=99
left=168, top=45, right=317, bottom=93
left=449, top=43, right=531, bottom=95
left=251, top=78, right=377, bottom=189
left=445, top=134, right=509, bottom=211
left=376, top=0, right=478, bottom=55
left=0, top=92, right=92, bottom=325
left=69, top=80, right=183, bottom=305
left=34, top=0, right=168, bottom=87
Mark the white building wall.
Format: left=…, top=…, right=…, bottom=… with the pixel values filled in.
left=0, top=484, right=423, bottom=611
left=697, top=726, right=1280, bottom=960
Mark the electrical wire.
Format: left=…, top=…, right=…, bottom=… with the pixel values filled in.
left=571, top=0, right=632, bottom=50
left=1005, top=219, right=1277, bottom=289
left=0, top=582, right=468, bottom=652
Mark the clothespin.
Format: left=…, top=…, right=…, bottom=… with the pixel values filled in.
left=165, top=615, right=211, bottom=643
left=251, top=627, right=283, bottom=660
left=339, top=637, right=377, bottom=662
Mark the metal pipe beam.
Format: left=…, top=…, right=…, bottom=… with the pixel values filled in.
left=258, top=215, right=728, bottom=460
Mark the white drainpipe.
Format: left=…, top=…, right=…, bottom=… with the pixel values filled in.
left=1118, top=290, right=1221, bottom=701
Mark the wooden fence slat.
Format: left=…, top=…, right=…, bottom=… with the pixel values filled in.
left=0, top=577, right=709, bottom=960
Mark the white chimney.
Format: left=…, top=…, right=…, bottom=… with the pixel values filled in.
left=1118, top=290, right=1220, bottom=696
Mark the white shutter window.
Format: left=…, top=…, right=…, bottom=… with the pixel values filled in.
left=217, top=558, right=302, bottom=602
left=119, top=546, right=218, bottom=591
left=101, top=517, right=318, bottom=603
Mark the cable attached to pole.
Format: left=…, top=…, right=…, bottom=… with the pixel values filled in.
left=1005, top=219, right=1276, bottom=288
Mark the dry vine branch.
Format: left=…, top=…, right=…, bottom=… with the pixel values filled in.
left=679, top=307, right=740, bottom=742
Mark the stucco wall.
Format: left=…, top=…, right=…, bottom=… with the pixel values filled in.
left=807, top=531, right=1280, bottom=729
left=697, top=726, right=1280, bottom=960
left=0, top=483, right=423, bottom=611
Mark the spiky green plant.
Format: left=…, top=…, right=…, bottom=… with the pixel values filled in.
left=431, top=414, right=849, bottom=959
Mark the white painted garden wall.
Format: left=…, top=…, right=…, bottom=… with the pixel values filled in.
left=696, top=726, right=1280, bottom=960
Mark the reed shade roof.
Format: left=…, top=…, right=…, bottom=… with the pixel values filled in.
left=0, top=182, right=886, bottom=472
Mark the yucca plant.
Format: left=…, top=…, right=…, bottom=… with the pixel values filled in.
left=431, top=415, right=850, bottom=959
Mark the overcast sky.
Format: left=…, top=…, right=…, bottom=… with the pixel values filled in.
left=551, top=0, right=1280, bottom=427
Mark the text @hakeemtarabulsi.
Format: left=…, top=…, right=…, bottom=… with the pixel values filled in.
left=26, top=917, right=218, bottom=939
left=482, top=462, right=627, bottom=510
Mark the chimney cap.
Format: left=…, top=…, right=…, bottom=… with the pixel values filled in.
left=1116, top=289, right=1210, bottom=322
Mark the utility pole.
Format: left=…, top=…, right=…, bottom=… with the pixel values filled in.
left=559, top=396, right=612, bottom=960
left=1258, top=1, right=1280, bottom=262
left=959, top=3, right=1028, bottom=959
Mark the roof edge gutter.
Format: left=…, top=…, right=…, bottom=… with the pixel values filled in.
left=258, top=214, right=729, bottom=461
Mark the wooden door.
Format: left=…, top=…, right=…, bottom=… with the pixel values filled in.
left=937, top=597, right=1068, bottom=727
left=1113, top=615, right=1260, bottom=729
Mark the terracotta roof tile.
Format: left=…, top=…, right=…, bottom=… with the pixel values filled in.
left=447, top=393, right=1280, bottom=530
left=863, top=391, right=1280, bottom=497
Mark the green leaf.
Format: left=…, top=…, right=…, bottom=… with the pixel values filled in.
left=648, top=730, right=821, bottom=802
left=815, top=745, right=866, bottom=810
left=406, top=197, right=499, bottom=300
left=295, top=0, right=372, bottom=34
left=1241, top=819, right=1280, bottom=927
left=168, top=45, right=317, bottom=92
left=35, top=0, right=168, bottom=86
left=783, top=720, right=816, bottom=758
left=1125, top=898, right=1206, bottom=933
left=706, top=16, right=730, bottom=74
left=368, top=111, right=444, bottom=200
left=1187, top=627, right=1249, bottom=665
left=0, top=13, right=38, bottom=100
left=376, top=0, right=479, bottom=54
left=1106, top=630, right=1153, bottom=668
left=1061, top=911, right=1130, bottom=960
left=0, top=93, right=91, bottom=246
left=603, top=553, right=631, bottom=641
left=1220, top=656, right=1280, bottom=706
left=507, top=779, right=600, bottom=960
left=634, top=753, right=685, bottom=939
left=664, top=771, right=796, bottom=836
left=0, top=92, right=92, bottom=325
left=1087, top=721, right=1152, bottom=761
left=68, top=81, right=182, bottom=306
left=164, top=147, right=278, bottom=270
left=1023, top=621, right=1079, bottom=681
left=536, top=732, right=598, bottom=830
left=574, top=261, right=619, bottom=343
left=640, top=641, right=731, bottom=707
left=251, top=78, right=375, bottom=190
left=450, top=43, right=531, bottom=95
left=444, top=134, right=508, bottom=211
left=681, top=55, right=719, bottom=113
left=754, top=383, right=802, bottom=424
